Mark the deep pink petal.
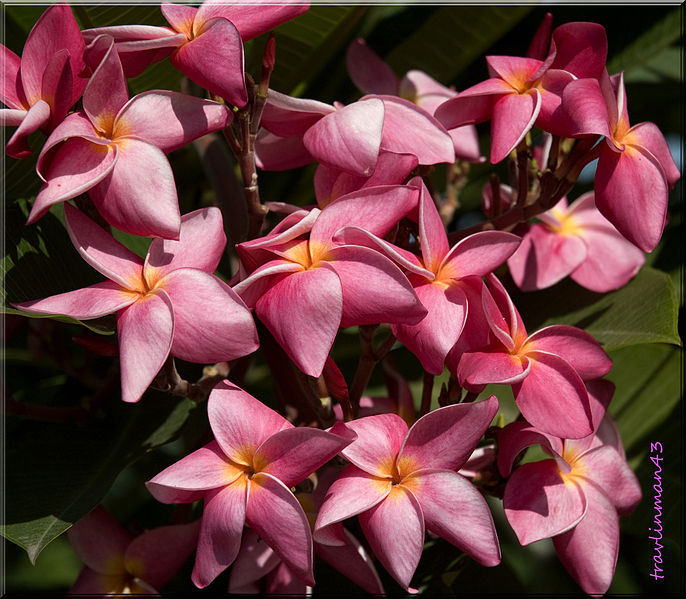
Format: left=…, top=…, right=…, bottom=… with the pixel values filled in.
left=0, top=44, right=23, bottom=108
left=89, top=138, right=181, bottom=239
left=5, top=99, right=50, bottom=159
left=233, top=259, right=304, bottom=309
left=116, top=290, right=174, bottom=403
left=525, top=325, right=612, bottom=380
left=346, top=38, right=399, bottom=96
left=114, top=91, right=230, bottom=153
left=246, top=472, right=314, bottom=586
left=457, top=350, right=530, bottom=387
left=441, top=230, right=521, bottom=279
left=41, top=49, right=77, bottom=130
left=496, top=420, right=562, bottom=478
left=69, top=567, right=122, bottom=595
left=484, top=272, right=527, bottom=346
left=515, top=351, right=594, bottom=439
left=303, top=99, right=384, bottom=176
left=534, top=69, right=576, bottom=136
left=266, top=562, right=308, bottom=595
left=397, top=396, right=498, bottom=475
left=13, top=281, right=137, bottom=320
left=256, top=265, right=342, bottom=377
left=146, top=440, right=241, bottom=502
left=63, top=203, right=146, bottom=291
left=67, top=505, right=133, bottom=575
left=160, top=2, right=197, bottom=34
left=404, top=469, right=500, bottom=566
left=359, top=485, right=424, bottom=591
left=490, top=89, right=540, bottom=163
left=171, top=18, right=246, bottom=107
left=228, top=528, right=281, bottom=593
left=552, top=482, right=619, bottom=595
left=558, top=77, right=612, bottom=138
left=260, top=89, right=333, bottom=137
left=434, top=79, right=511, bottom=129
left=629, top=121, right=681, bottom=186
left=527, top=12, right=553, bottom=60
left=124, top=520, right=200, bottom=590
left=255, top=129, right=314, bottom=170
left=503, top=460, right=587, bottom=545
left=412, top=176, right=449, bottom=270
left=192, top=480, right=248, bottom=588
left=486, top=55, right=543, bottom=87
left=549, top=22, right=607, bottom=79
left=255, top=427, right=351, bottom=488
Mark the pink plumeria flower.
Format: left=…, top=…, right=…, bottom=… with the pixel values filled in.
left=435, top=22, right=608, bottom=163
left=146, top=382, right=352, bottom=588
left=315, top=397, right=501, bottom=592
left=234, top=185, right=428, bottom=377
left=1, top=4, right=85, bottom=158
left=28, top=35, right=230, bottom=239
left=497, top=415, right=641, bottom=595
left=457, top=274, right=612, bottom=438
left=561, top=70, right=680, bottom=252
left=68, top=505, right=199, bottom=595
left=346, top=37, right=483, bottom=163
left=14, top=204, right=258, bottom=403
left=82, top=0, right=309, bottom=107
left=507, top=191, right=645, bottom=292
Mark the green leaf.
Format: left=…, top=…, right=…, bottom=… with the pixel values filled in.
left=514, top=267, right=681, bottom=351
left=623, top=46, right=682, bottom=83
left=1, top=393, right=196, bottom=563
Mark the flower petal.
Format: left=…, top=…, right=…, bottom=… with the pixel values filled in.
left=496, top=420, right=563, bottom=478
left=260, top=89, right=333, bottom=137
left=434, top=78, right=511, bottom=129
left=490, top=89, right=541, bottom=163
left=69, top=568, right=123, bottom=595
left=457, top=350, right=530, bottom=387
left=346, top=38, right=399, bottom=96
left=440, top=230, right=521, bottom=280
left=228, top=528, right=281, bottom=593
left=0, top=44, right=23, bottom=109
left=412, top=176, right=449, bottom=271
left=629, top=121, right=680, bottom=186
left=5, top=99, right=50, bottom=159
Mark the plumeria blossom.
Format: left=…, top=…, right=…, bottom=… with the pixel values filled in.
left=68, top=505, right=200, bottom=595
left=560, top=70, right=681, bottom=252
left=315, top=397, right=501, bottom=592
left=229, top=467, right=384, bottom=595
left=506, top=191, right=645, bottom=292
left=346, top=37, right=483, bottom=163
left=435, top=22, right=608, bottom=163
left=457, top=274, right=612, bottom=438
left=14, top=204, right=258, bottom=403
left=82, top=0, right=310, bottom=107
left=497, top=416, right=641, bottom=595
left=1, top=4, right=86, bottom=158
left=28, top=35, right=230, bottom=239
left=234, top=185, right=428, bottom=377
left=146, top=382, right=352, bottom=589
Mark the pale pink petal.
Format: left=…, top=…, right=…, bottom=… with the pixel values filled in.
left=490, top=89, right=541, bottom=163
left=192, top=480, right=248, bottom=588
left=124, top=520, right=200, bottom=590
left=255, top=129, right=314, bottom=170
left=404, top=469, right=500, bottom=566
left=208, top=381, right=291, bottom=466
left=552, top=482, right=618, bottom=595
left=116, top=290, right=174, bottom=403
left=28, top=139, right=117, bottom=223
left=0, top=108, right=27, bottom=126
left=346, top=38, right=399, bottom=95
left=255, top=427, right=351, bottom=488
left=391, top=280, right=467, bottom=375
left=246, top=472, right=314, bottom=586
left=515, top=351, right=594, bottom=439
left=339, top=414, right=408, bottom=477
left=5, top=98, right=50, bottom=159
left=256, top=264, right=342, bottom=377
left=160, top=2, right=197, bottom=34
left=114, top=91, right=230, bottom=153
left=507, top=225, right=586, bottom=291
left=401, top=70, right=455, bottom=113
left=629, top=121, right=680, bottom=186
left=496, top=420, right=562, bottom=478
left=457, top=351, right=530, bottom=387
left=448, top=123, right=484, bottom=163
left=397, top=396, right=498, bottom=475
left=327, top=245, right=427, bottom=328
left=359, top=484, right=424, bottom=591
left=433, top=78, right=512, bottom=129
left=0, top=44, right=23, bottom=108
left=303, top=99, right=384, bottom=176
left=67, top=505, right=133, bottom=574
left=440, top=230, right=521, bottom=279
left=146, top=441, right=241, bottom=502
left=13, top=281, right=137, bottom=320
left=260, top=89, right=333, bottom=137
left=144, top=207, right=226, bottom=278
left=171, top=17, right=247, bottom=107
left=89, top=138, right=181, bottom=239
left=228, top=529, right=281, bottom=593
left=314, top=465, right=392, bottom=536
left=525, top=325, right=612, bottom=380
left=503, top=460, right=587, bottom=545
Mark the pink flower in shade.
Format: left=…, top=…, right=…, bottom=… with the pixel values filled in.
left=82, top=0, right=310, bottom=107
left=497, top=414, right=641, bottom=595
left=67, top=505, right=200, bottom=595
left=0, top=4, right=86, bottom=158
left=435, top=22, right=608, bottom=164
left=27, top=35, right=230, bottom=239
left=346, top=37, right=483, bottom=163
left=560, top=70, right=680, bottom=252
left=456, top=274, right=612, bottom=439
left=229, top=467, right=384, bottom=595
left=335, top=177, right=520, bottom=375
left=507, top=191, right=645, bottom=292
left=146, top=382, right=352, bottom=589
left=14, top=204, right=258, bottom=404
left=234, top=185, right=428, bottom=378
left=314, top=397, right=501, bottom=592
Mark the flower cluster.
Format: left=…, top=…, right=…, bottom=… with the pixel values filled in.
left=4, top=3, right=678, bottom=597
